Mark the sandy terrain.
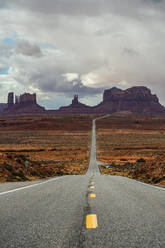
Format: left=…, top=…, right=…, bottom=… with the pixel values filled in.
left=96, top=115, right=165, bottom=186
left=0, top=115, right=93, bottom=182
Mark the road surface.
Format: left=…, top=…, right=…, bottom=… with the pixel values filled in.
left=0, top=119, right=165, bottom=248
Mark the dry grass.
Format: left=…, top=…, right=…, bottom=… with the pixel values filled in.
left=97, top=115, right=165, bottom=186
left=0, top=115, right=93, bottom=182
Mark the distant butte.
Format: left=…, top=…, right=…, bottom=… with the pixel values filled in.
left=58, top=95, right=91, bottom=114
left=1, top=86, right=165, bottom=115
left=3, top=92, right=45, bottom=115
left=93, top=86, right=165, bottom=114
left=54, top=86, right=165, bottom=115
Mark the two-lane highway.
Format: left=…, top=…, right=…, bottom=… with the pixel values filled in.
left=0, top=119, right=165, bottom=247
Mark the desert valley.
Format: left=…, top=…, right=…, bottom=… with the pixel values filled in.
left=0, top=86, right=164, bottom=187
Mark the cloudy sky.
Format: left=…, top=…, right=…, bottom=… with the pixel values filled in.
left=0, top=0, right=165, bottom=109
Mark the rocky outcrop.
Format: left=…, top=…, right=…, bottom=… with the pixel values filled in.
left=3, top=92, right=45, bottom=115
left=94, top=86, right=165, bottom=114
left=58, top=95, right=91, bottom=114
left=103, top=87, right=158, bottom=103
left=0, top=104, right=7, bottom=113
left=2, top=86, right=165, bottom=116
left=49, top=87, right=165, bottom=115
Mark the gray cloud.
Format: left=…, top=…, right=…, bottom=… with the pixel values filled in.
left=3, top=0, right=165, bottom=17
left=0, top=0, right=165, bottom=107
left=0, top=42, right=12, bottom=57
left=123, top=48, right=140, bottom=56
left=15, top=40, right=43, bottom=57
left=9, top=52, right=103, bottom=98
left=144, top=0, right=163, bottom=4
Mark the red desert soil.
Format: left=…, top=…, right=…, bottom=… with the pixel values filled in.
left=0, top=115, right=96, bottom=182
left=96, top=115, right=165, bottom=187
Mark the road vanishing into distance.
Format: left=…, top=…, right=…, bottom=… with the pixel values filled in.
left=0, top=119, right=165, bottom=248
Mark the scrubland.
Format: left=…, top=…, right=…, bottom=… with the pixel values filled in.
left=0, top=115, right=93, bottom=182
left=1, top=114, right=165, bottom=186
left=97, top=115, right=165, bottom=186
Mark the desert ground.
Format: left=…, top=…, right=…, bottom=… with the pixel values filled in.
left=0, top=115, right=95, bottom=182
left=0, top=114, right=165, bottom=187
left=96, top=114, right=165, bottom=186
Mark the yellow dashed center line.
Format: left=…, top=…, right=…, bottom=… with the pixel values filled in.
left=90, top=186, right=95, bottom=189
left=89, top=193, right=96, bottom=198
left=86, top=214, right=98, bottom=229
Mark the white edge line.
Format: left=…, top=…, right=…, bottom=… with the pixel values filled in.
left=0, top=176, right=67, bottom=196
left=115, top=175, right=165, bottom=191
left=95, top=117, right=165, bottom=192
left=135, top=179, right=165, bottom=191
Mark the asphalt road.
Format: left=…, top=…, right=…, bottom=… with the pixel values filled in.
left=0, top=119, right=165, bottom=248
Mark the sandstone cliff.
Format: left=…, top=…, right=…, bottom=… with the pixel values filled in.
left=2, top=86, right=165, bottom=116
left=54, top=86, right=165, bottom=115
left=3, top=92, right=45, bottom=115
left=59, top=95, right=91, bottom=114
left=94, top=86, right=165, bottom=114
left=0, top=104, right=7, bottom=113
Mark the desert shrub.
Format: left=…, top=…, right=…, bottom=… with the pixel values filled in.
left=31, top=170, right=39, bottom=177
left=136, top=158, right=146, bottom=163
left=111, top=162, right=116, bottom=167
left=120, top=158, right=127, bottom=161
left=15, top=154, right=27, bottom=161
left=4, top=163, right=14, bottom=173
left=7, top=154, right=12, bottom=159
left=16, top=171, right=28, bottom=181
left=145, top=174, right=151, bottom=180
left=51, top=148, right=57, bottom=151
left=6, top=174, right=17, bottom=182
left=56, top=171, right=64, bottom=176
left=16, top=159, right=22, bottom=164
left=152, top=177, right=161, bottom=184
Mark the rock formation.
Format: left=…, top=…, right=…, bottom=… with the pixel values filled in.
left=58, top=95, right=91, bottom=114
left=3, top=92, right=45, bottom=115
left=0, top=104, right=7, bottom=113
left=94, top=86, right=165, bottom=114
left=53, top=86, right=165, bottom=115
left=2, top=86, right=165, bottom=116
left=8, top=92, right=14, bottom=108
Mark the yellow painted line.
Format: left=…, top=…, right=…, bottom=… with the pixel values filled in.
left=86, top=214, right=98, bottom=229
left=89, top=193, right=96, bottom=198
left=90, top=182, right=94, bottom=185
left=90, top=186, right=95, bottom=189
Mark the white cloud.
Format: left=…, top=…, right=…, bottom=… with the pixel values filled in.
left=0, top=0, right=165, bottom=107
left=63, top=73, right=79, bottom=82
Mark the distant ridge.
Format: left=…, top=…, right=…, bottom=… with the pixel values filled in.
left=0, top=104, right=7, bottom=113
left=3, top=92, right=45, bottom=115
left=59, top=95, right=91, bottom=113
left=53, top=86, right=165, bottom=115
left=1, top=86, right=165, bottom=115
left=93, top=86, right=165, bottom=114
